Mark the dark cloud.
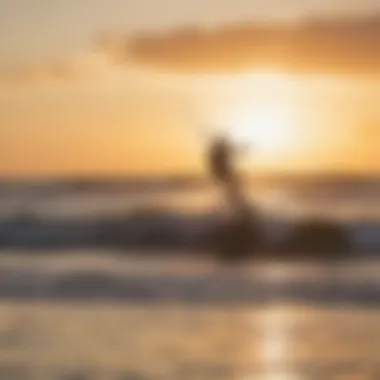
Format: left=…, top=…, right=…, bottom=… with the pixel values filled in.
left=111, top=16, right=380, bottom=76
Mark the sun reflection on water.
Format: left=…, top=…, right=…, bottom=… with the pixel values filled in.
left=248, top=306, right=301, bottom=380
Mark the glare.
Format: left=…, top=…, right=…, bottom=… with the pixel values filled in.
left=261, top=308, right=288, bottom=365
left=204, top=70, right=303, bottom=165
left=227, top=104, right=296, bottom=156
left=245, top=306, right=301, bottom=380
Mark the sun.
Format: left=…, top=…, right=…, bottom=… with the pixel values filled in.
left=205, top=71, right=301, bottom=162
left=227, top=104, right=295, bottom=157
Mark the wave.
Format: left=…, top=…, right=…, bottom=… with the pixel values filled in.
left=0, top=207, right=380, bottom=254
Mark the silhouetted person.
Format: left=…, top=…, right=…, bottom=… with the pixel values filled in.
left=207, top=133, right=259, bottom=260
left=207, top=133, right=248, bottom=207
left=208, top=135, right=235, bottom=185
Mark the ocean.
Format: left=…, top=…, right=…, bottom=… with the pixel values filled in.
left=0, top=178, right=379, bottom=379
left=1, top=177, right=380, bottom=251
left=0, top=253, right=378, bottom=379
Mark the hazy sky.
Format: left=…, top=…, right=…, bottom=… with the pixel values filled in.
left=1, top=0, right=378, bottom=66
left=0, top=0, right=379, bottom=177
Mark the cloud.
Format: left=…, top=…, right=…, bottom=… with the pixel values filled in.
left=108, top=15, right=380, bottom=76
left=2, top=15, right=378, bottom=87
left=0, top=50, right=118, bottom=87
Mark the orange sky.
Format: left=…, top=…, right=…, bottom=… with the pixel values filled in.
left=1, top=70, right=378, bottom=177
left=0, top=1, right=379, bottom=177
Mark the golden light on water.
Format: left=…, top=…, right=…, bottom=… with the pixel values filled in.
left=261, top=308, right=289, bottom=376
left=246, top=306, right=301, bottom=380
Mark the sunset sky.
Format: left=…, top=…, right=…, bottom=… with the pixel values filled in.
left=0, top=0, right=379, bottom=177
